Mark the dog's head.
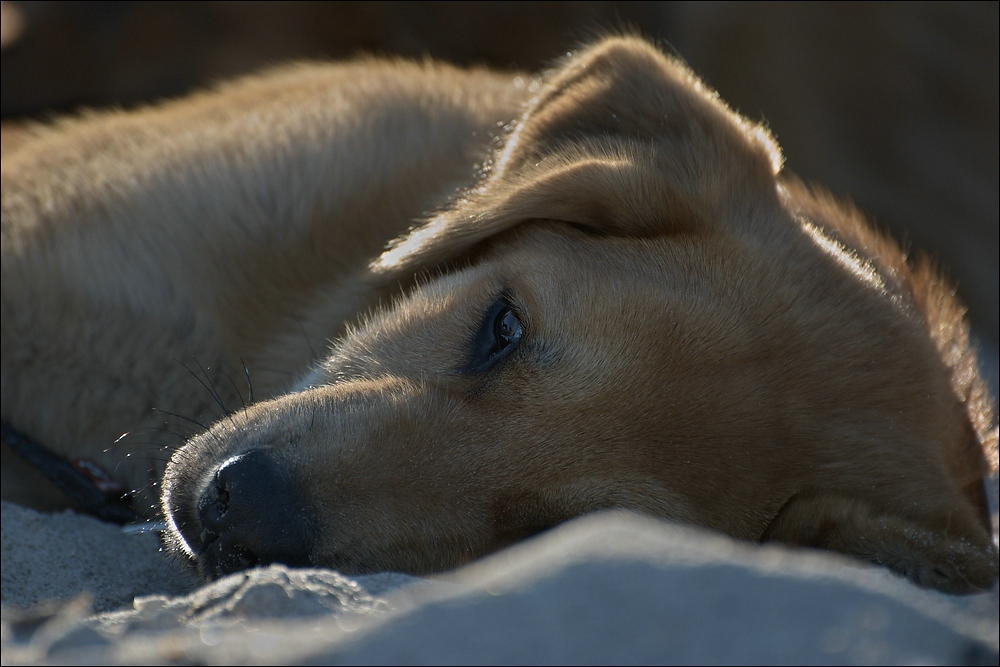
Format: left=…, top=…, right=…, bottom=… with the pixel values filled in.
left=162, top=38, right=997, bottom=591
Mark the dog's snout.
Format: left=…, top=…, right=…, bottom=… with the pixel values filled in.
left=195, top=450, right=313, bottom=577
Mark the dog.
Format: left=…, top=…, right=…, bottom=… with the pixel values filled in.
left=2, top=37, right=996, bottom=593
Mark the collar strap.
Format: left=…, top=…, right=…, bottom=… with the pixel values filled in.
left=1, top=423, right=137, bottom=524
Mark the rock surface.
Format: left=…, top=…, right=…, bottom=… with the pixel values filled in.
left=2, top=502, right=997, bottom=665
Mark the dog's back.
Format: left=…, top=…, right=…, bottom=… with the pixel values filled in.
left=1, top=59, right=526, bottom=509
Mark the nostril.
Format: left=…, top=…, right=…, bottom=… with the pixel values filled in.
left=213, top=475, right=230, bottom=515
left=197, top=468, right=232, bottom=532
left=199, top=526, right=218, bottom=545
left=210, top=473, right=230, bottom=519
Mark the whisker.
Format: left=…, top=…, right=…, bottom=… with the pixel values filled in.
left=219, top=364, right=247, bottom=411
left=240, top=357, right=254, bottom=406
left=221, top=361, right=255, bottom=426
left=150, top=407, right=210, bottom=432
left=150, top=406, right=232, bottom=453
left=173, top=357, right=227, bottom=418
left=132, top=426, right=191, bottom=439
left=193, top=356, right=243, bottom=432
left=114, top=453, right=172, bottom=472
left=114, top=444, right=174, bottom=454
left=102, top=427, right=190, bottom=454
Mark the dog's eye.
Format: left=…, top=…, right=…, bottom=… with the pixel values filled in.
left=466, top=298, right=525, bottom=373
left=493, top=307, right=523, bottom=354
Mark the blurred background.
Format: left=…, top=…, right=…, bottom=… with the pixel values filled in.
left=1, top=1, right=996, bottom=391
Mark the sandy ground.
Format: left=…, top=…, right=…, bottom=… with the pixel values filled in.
left=2, top=502, right=997, bottom=665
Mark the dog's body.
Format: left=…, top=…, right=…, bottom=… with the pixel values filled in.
left=2, top=57, right=525, bottom=510
left=2, top=38, right=996, bottom=592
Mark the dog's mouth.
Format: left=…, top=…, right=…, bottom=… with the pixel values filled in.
left=163, top=449, right=315, bottom=580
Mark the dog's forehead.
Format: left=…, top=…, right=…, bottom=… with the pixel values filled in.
left=377, top=224, right=768, bottom=340
left=329, top=215, right=915, bottom=387
left=476, top=226, right=741, bottom=313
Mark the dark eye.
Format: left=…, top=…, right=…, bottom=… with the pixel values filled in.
left=493, top=307, right=523, bottom=353
left=465, top=298, right=526, bottom=373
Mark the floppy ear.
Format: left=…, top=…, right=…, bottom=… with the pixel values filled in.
left=372, top=36, right=783, bottom=276
left=762, top=492, right=998, bottom=594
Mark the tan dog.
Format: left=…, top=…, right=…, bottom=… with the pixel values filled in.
left=2, top=38, right=996, bottom=592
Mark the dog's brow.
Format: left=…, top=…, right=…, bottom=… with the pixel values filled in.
left=799, top=218, right=900, bottom=309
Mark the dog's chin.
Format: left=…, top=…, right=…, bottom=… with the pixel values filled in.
left=160, top=518, right=360, bottom=582
left=160, top=518, right=264, bottom=582
left=156, top=519, right=203, bottom=577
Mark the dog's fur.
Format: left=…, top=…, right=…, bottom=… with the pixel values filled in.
left=2, top=38, right=996, bottom=593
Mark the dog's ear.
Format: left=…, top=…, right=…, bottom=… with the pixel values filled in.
left=762, top=492, right=999, bottom=594
left=373, top=36, right=783, bottom=275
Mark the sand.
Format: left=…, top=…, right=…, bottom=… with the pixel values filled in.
left=2, top=500, right=997, bottom=665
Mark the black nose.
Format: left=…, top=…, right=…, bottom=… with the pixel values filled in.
left=197, top=449, right=313, bottom=577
